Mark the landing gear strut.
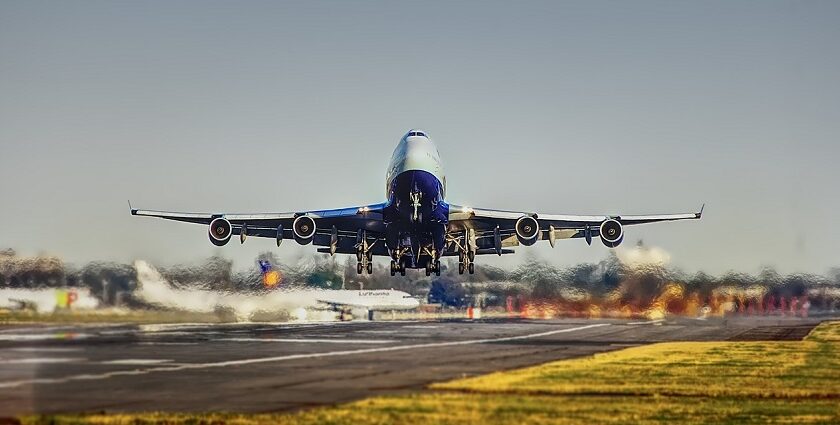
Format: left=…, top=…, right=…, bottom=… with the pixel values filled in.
left=452, top=231, right=476, bottom=275
left=355, top=230, right=376, bottom=275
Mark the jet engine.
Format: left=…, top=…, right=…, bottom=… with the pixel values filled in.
left=208, top=217, right=233, bottom=246
left=293, top=215, right=317, bottom=245
left=599, top=219, right=624, bottom=248
left=515, top=216, right=540, bottom=246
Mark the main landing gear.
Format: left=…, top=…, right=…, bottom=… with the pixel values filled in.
left=425, top=258, right=441, bottom=277
left=356, top=231, right=375, bottom=275
left=450, top=229, right=476, bottom=275
left=388, top=246, right=441, bottom=277
left=390, top=259, right=406, bottom=277
left=356, top=257, right=373, bottom=275
left=389, top=246, right=409, bottom=277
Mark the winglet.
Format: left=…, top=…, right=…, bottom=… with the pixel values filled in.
left=696, top=203, right=705, bottom=219
left=128, top=200, right=138, bottom=215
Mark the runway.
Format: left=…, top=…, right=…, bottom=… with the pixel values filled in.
left=0, top=316, right=824, bottom=415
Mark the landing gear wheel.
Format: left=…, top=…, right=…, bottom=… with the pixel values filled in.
left=357, top=263, right=363, bottom=275
left=425, top=262, right=431, bottom=276
left=468, top=262, right=475, bottom=274
left=366, top=262, right=373, bottom=274
left=356, top=252, right=363, bottom=262
left=458, top=263, right=465, bottom=275
left=399, top=261, right=406, bottom=276
left=390, top=260, right=397, bottom=276
left=468, top=251, right=475, bottom=262
left=434, top=260, right=441, bottom=277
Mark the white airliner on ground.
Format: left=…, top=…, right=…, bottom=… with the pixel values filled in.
left=314, top=289, right=420, bottom=313
left=135, top=261, right=418, bottom=321
left=132, top=130, right=702, bottom=277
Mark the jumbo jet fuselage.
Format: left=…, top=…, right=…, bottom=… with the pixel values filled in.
left=383, top=130, right=449, bottom=269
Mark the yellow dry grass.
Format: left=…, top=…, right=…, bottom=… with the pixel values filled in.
left=20, top=321, right=840, bottom=425
left=432, top=322, right=840, bottom=399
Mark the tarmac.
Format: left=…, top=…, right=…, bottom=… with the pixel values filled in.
left=0, top=315, right=826, bottom=415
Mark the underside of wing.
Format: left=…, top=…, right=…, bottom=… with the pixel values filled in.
left=131, top=202, right=388, bottom=252
left=446, top=204, right=703, bottom=253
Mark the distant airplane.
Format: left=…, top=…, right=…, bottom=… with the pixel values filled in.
left=257, top=259, right=418, bottom=314
left=313, top=289, right=420, bottom=313
left=132, top=130, right=702, bottom=276
left=134, top=260, right=418, bottom=321
left=0, top=288, right=99, bottom=313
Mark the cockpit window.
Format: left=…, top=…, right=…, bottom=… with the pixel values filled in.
left=408, top=131, right=426, bottom=138
left=417, top=132, right=426, bottom=137
left=408, top=132, right=416, bottom=137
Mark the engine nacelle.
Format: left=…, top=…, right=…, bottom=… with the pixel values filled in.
left=599, top=219, right=624, bottom=248
left=208, top=217, right=233, bottom=246
left=515, top=216, right=540, bottom=246
left=293, top=215, right=317, bottom=245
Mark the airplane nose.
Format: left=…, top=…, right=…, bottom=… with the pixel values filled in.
left=402, top=139, right=429, bottom=163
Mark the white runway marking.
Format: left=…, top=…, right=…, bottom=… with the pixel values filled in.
left=0, top=323, right=609, bottom=389
left=219, top=338, right=395, bottom=344
left=102, top=359, right=173, bottom=365
left=627, top=319, right=666, bottom=325
left=10, top=347, right=83, bottom=353
left=4, top=358, right=84, bottom=364
left=402, top=325, right=440, bottom=329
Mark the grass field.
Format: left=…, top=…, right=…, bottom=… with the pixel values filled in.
left=18, top=321, right=840, bottom=425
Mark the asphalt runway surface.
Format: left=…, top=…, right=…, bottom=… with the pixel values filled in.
left=0, top=315, right=826, bottom=415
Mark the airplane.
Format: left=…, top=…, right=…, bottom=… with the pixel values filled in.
left=313, top=289, right=420, bottom=320
left=255, top=260, right=418, bottom=312
left=132, top=129, right=703, bottom=277
left=134, top=260, right=418, bottom=321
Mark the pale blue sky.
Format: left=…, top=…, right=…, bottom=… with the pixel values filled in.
left=1, top=1, right=838, bottom=274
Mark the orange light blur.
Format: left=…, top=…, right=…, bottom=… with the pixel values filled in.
left=263, top=270, right=282, bottom=288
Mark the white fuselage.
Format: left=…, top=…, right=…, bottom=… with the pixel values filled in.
left=315, top=289, right=420, bottom=310
left=386, top=130, right=446, bottom=199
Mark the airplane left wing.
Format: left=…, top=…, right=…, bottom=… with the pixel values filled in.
left=446, top=204, right=703, bottom=254
left=131, top=203, right=389, bottom=254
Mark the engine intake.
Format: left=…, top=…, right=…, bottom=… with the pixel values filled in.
left=293, top=215, right=317, bottom=245
left=208, top=218, right=233, bottom=246
left=599, top=219, right=624, bottom=248
left=515, top=216, right=540, bottom=246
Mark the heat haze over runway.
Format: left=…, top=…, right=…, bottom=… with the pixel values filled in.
left=0, top=316, right=825, bottom=415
